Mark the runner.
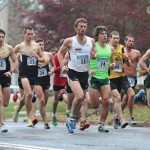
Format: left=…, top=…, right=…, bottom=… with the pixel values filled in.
left=121, top=34, right=141, bottom=125
left=58, top=18, right=96, bottom=133
left=0, top=29, right=18, bottom=132
left=139, top=49, right=150, bottom=107
left=34, top=38, right=55, bottom=129
left=88, top=26, right=115, bottom=132
left=14, top=26, right=44, bottom=127
left=109, top=31, right=129, bottom=129
left=52, top=39, right=67, bottom=126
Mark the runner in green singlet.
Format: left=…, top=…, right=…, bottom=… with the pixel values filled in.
left=88, top=26, right=115, bottom=132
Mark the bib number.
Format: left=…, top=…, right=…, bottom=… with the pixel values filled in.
left=60, top=71, right=67, bottom=77
left=0, top=59, right=6, bottom=70
left=127, top=77, right=135, bottom=87
left=97, top=58, right=108, bottom=70
left=77, top=55, right=89, bottom=64
left=38, top=68, right=47, bottom=77
left=112, top=62, right=122, bottom=72
left=27, top=56, right=37, bottom=66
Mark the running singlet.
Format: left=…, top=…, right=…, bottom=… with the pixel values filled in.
left=53, top=53, right=67, bottom=86
left=68, top=36, right=92, bottom=72
left=38, top=64, right=49, bottom=78
left=19, top=42, right=38, bottom=77
left=0, top=44, right=11, bottom=77
left=109, top=44, right=124, bottom=79
left=90, top=42, right=111, bottom=79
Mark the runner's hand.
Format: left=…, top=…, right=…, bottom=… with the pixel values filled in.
left=110, top=62, right=115, bottom=69
left=61, top=65, right=68, bottom=72
left=90, top=50, right=97, bottom=59
left=4, top=71, right=12, bottom=77
left=89, top=69, right=96, bottom=75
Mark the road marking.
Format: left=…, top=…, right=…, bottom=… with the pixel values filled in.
left=0, top=142, right=63, bottom=150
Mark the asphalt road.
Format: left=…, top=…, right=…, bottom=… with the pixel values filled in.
left=0, top=119, right=150, bottom=150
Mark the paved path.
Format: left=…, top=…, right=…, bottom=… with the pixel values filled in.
left=0, top=120, right=150, bottom=150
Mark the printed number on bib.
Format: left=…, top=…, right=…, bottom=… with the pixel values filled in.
left=127, top=77, right=135, bottom=87
left=27, top=56, right=37, bottom=66
left=77, top=55, right=89, bottom=64
left=0, top=59, right=6, bottom=70
left=112, top=62, right=122, bottom=72
left=98, top=58, right=108, bottom=70
left=38, top=68, right=47, bottom=77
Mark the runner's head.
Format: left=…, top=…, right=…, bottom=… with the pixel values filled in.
left=74, top=18, right=87, bottom=36
left=124, top=34, right=134, bottom=49
left=109, top=31, right=120, bottom=47
left=0, top=29, right=5, bottom=45
left=93, top=26, right=107, bottom=42
left=36, top=38, right=45, bottom=51
left=23, top=26, right=34, bottom=42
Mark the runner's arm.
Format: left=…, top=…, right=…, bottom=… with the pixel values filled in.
left=139, top=49, right=150, bottom=73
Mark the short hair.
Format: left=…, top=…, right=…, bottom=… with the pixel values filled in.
left=74, top=18, right=87, bottom=28
left=110, top=31, right=119, bottom=38
left=124, top=34, right=134, bottom=41
left=36, top=38, right=44, bottom=43
left=23, top=26, right=33, bottom=34
left=93, top=26, right=107, bottom=42
left=0, top=29, right=5, bottom=36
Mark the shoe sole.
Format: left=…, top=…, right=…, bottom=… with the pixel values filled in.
left=52, top=122, right=57, bottom=126
left=121, top=123, right=128, bottom=128
left=79, top=124, right=90, bottom=130
left=98, top=129, right=109, bottom=132
left=1, top=129, right=8, bottom=132
left=130, top=122, right=137, bottom=126
left=44, top=126, right=50, bottom=129
left=114, top=125, right=119, bottom=129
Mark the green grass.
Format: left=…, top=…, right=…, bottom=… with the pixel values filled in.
left=4, top=99, right=150, bottom=123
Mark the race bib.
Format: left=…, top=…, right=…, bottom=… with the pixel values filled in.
left=0, top=59, right=6, bottom=70
left=97, top=58, right=108, bottom=70
left=27, top=56, right=37, bottom=66
left=38, top=68, right=47, bottom=77
left=77, top=55, right=89, bottom=64
left=112, top=62, right=122, bottom=72
left=60, top=71, right=67, bottom=77
left=127, top=77, right=135, bottom=87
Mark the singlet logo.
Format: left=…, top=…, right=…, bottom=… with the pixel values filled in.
left=75, top=48, right=82, bottom=51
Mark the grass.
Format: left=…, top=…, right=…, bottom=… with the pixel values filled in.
left=4, top=99, right=150, bottom=124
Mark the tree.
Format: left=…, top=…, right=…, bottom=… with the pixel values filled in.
left=17, top=0, right=150, bottom=53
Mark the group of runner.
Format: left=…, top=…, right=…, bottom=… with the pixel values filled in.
left=0, top=18, right=149, bottom=133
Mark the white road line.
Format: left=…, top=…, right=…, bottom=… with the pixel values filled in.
left=0, top=142, right=63, bottom=150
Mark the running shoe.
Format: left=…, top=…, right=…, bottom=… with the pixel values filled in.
left=121, top=120, right=128, bottom=128
left=98, top=123, right=109, bottom=132
left=130, top=117, right=137, bottom=126
left=52, top=116, right=57, bottom=126
left=65, top=111, right=71, bottom=118
left=27, top=119, right=33, bottom=127
left=113, top=116, right=121, bottom=129
left=0, top=124, right=8, bottom=132
left=69, top=117, right=76, bottom=129
left=32, top=117, right=38, bottom=126
left=58, top=89, right=66, bottom=102
left=66, top=118, right=76, bottom=133
left=66, top=122, right=74, bottom=133
left=13, top=106, right=19, bottom=122
left=79, top=120, right=90, bottom=130
left=44, top=123, right=50, bottom=129
left=13, top=91, right=18, bottom=102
